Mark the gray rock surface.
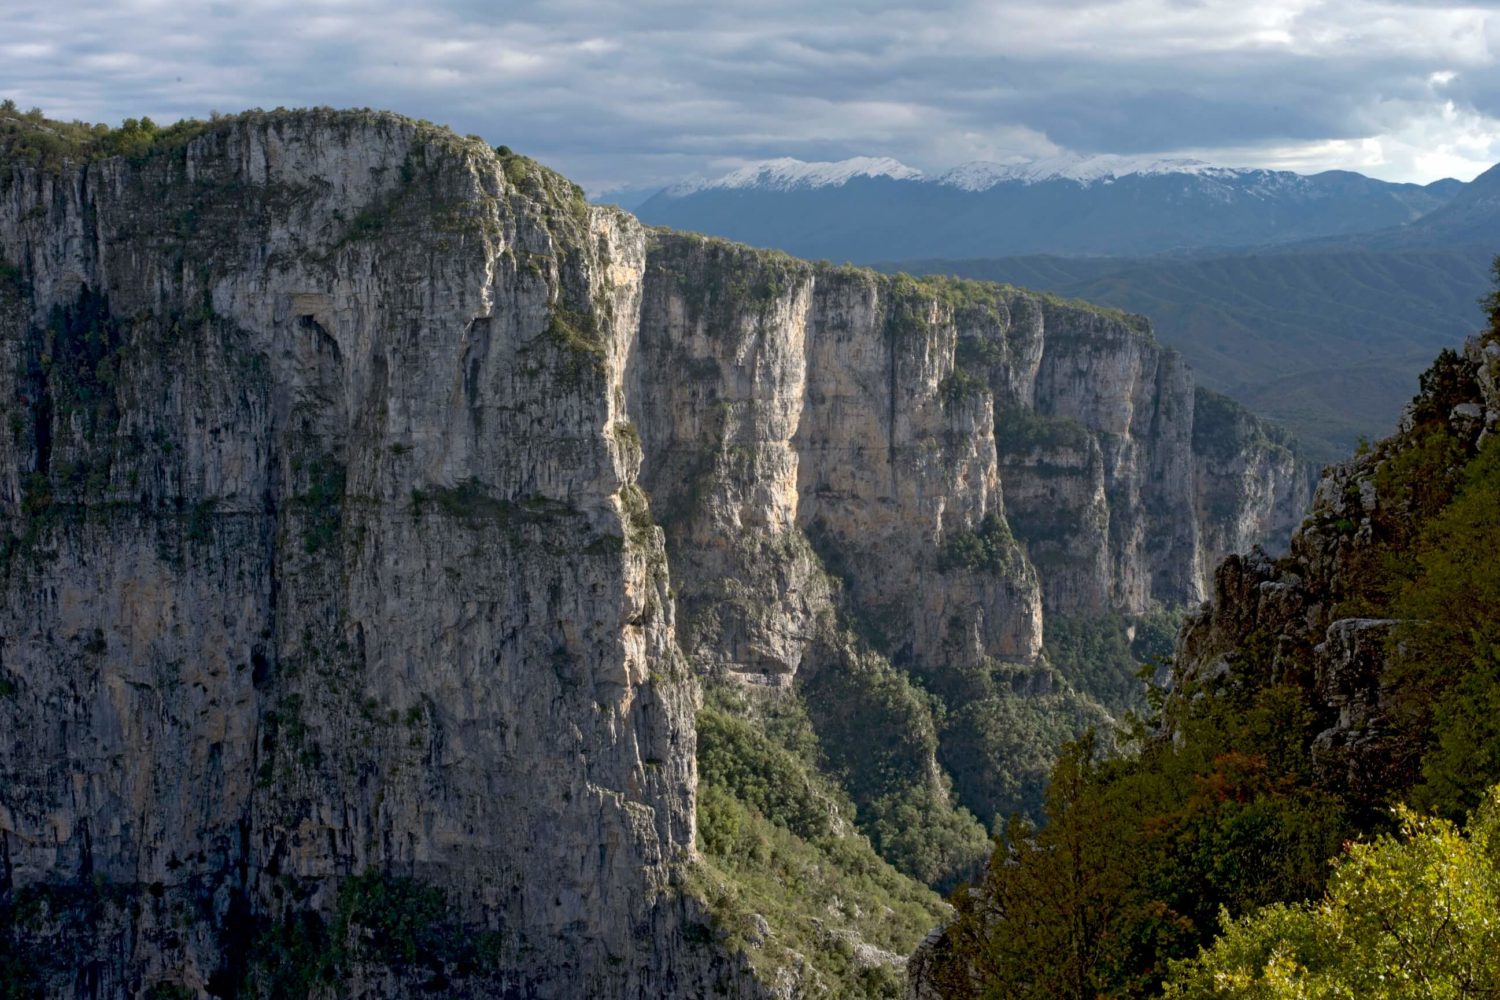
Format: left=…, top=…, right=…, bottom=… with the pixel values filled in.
left=0, top=110, right=744, bottom=999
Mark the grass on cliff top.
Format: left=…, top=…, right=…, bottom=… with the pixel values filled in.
left=884, top=271, right=1151, bottom=331
left=1193, top=386, right=1301, bottom=463
left=654, top=229, right=1146, bottom=326
left=0, top=100, right=212, bottom=168
left=0, top=102, right=499, bottom=175
left=648, top=230, right=1149, bottom=346
left=1, top=102, right=594, bottom=269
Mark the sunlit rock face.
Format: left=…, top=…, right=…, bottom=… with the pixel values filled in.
left=633, top=238, right=1308, bottom=691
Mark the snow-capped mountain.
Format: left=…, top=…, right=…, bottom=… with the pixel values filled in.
left=669, top=156, right=924, bottom=194
left=936, top=155, right=1249, bottom=189
left=636, top=154, right=1459, bottom=259
left=675, top=153, right=1290, bottom=194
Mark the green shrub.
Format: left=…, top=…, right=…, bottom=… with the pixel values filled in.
left=938, top=512, right=1019, bottom=574
left=0, top=105, right=214, bottom=169
left=995, top=407, right=1092, bottom=455
left=690, top=775, right=945, bottom=1000
left=336, top=870, right=449, bottom=967
left=1044, top=609, right=1183, bottom=718
left=697, top=707, right=836, bottom=842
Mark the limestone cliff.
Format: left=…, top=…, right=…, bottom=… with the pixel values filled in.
left=992, top=317, right=1311, bottom=615
left=0, top=109, right=746, bottom=999
left=628, top=238, right=1309, bottom=867
left=635, top=243, right=1311, bottom=682
left=0, top=109, right=1308, bottom=997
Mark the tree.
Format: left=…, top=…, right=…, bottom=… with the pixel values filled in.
left=1161, top=786, right=1500, bottom=999
left=1483, top=255, right=1500, bottom=333
left=934, top=736, right=1148, bottom=1000
left=1385, top=434, right=1500, bottom=816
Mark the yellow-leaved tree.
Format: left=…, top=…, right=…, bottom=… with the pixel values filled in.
left=1161, top=785, right=1500, bottom=999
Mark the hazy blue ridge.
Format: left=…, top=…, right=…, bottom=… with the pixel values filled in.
left=636, top=168, right=1458, bottom=261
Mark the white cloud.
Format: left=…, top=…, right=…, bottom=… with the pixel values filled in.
left=1, top=42, right=56, bottom=59
left=0, top=0, right=1497, bottom=191
left=1167, top=97, right=1500, bottom=183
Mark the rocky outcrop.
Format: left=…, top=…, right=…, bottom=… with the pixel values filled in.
left=0, top=109, right=1310, bottom=997
left=1173, top=334, right=1500, bottom=810
left=905, top=928, right=947, bottom=1000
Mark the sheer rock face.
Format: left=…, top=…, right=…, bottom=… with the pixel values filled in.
left=1005, top=308, right=1203, bottom=612
left=1004, top=318, right=1313, bottom=615
left=633, top=242, right=1309, bottom=691
left=0, top=111, right=737, bottom=999
left=0, top=110, right=1307, bottom=996
left=632, top=240, right=1044, bottom=687
left=1190, top=386, right=1313, bottom=602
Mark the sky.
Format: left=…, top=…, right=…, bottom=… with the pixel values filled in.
left=3, top=0, right=1500, bottom=199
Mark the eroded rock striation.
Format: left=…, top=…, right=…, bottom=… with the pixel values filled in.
left=0, top=109, right=1307, bottom=997
left=0, top=110, right=736, bottom=1000
left=635, top=239, right=1311, bottom=686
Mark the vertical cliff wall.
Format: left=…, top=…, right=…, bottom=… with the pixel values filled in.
left=632, top=236, right=1311, bottom=687
left=0, top=109, right=1310, bottom=997
left=0, top=111, right=749, bottom=999
left=632, top=240, right=1042, bottom=687
left=624, top=233, right=1310, bottom=870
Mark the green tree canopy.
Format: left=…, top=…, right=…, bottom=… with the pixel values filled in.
left=1162, top=786, right=1500, bottom=999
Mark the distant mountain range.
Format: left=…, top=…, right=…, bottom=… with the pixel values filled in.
left=635, top=154, right=1462, bottom=259
left=881, top=164, right=1500, bottom=460
left=1290, top=161, right=1500, bottom=253
left=628, top=155, right=1500, bottom=459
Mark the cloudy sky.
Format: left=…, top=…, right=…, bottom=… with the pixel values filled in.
left=4, top=0, right=1500, bottom=198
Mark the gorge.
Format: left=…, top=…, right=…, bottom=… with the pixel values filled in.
left=0, top=108, right=1311, bottom=998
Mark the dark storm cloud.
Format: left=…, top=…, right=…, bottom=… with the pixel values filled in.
left=1, top=0, right=1497, bottom=192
